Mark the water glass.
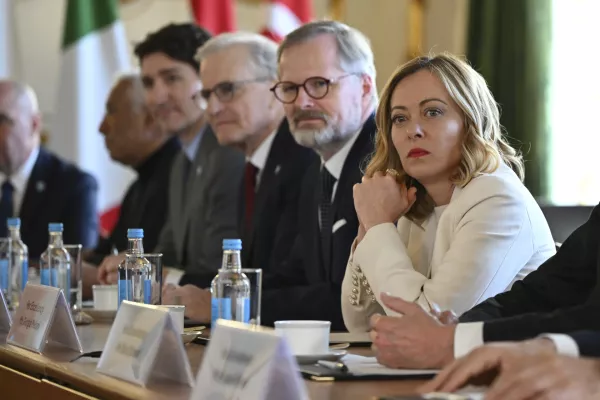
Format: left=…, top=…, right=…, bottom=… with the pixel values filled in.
left=0, top=238, right=11, bottom=306
left=64, top=244, right=93, bottom=325
left=241, top=268, right=262, bottom=326
left=124, top=253, right=162, bottom=305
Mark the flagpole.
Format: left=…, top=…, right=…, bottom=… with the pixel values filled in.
left=407, top=0, right=425, bottom=59
left=329, top=0, right=345, bottom=21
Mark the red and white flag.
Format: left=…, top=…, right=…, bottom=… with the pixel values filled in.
left=260, top=0, right=313, bottom=42
left=189, top=0, right=236, bottom=34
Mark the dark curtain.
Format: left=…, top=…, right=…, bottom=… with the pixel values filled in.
left=467, top=0, right=552, bottom=199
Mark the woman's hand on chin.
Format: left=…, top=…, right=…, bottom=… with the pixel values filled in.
left=353, top=171, right=417, bottom=230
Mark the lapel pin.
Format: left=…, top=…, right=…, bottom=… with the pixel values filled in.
left=274, top=165, right=281, bottom=175
left=196, top=166, right=203, bottom=176
left=36, top=181, right=46, bottom=192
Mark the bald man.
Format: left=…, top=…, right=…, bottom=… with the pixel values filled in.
left=0, top=80, right=98, bottom=260
left=86, top=75, right=180, bottom=264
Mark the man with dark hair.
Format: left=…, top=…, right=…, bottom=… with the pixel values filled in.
left=98, top=23, right=244, bottom=284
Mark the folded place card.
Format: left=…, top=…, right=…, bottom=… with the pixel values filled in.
left=191, top=319, right=308, bottom=400
left=0, top=288, right=11, bottom=336
left=96, top=300, right=194, bottom=387
left=7, top=283, right=82, bottom=354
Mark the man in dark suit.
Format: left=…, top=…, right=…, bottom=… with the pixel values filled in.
left=166, top=22, right=378, bottom=331
left=97, top=23, right=244, bottom=283
left=0, top=80, right=98, bottom=260
left=365, top=202, right=600, bottom=370
left=85, top=74, right=180, bottom=296
left=161, top=33, right=316, bottom=301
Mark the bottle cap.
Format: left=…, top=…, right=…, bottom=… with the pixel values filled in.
left=127, top=228, right=144, bottom=239
left=7, top=218, right=20, bottom=227
left=222, top=239, right=242, bottom=251
left=48, top=222, right=63, bottom=232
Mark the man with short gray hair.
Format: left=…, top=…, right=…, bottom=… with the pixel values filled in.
left=161, top=32, right=316, bottom=313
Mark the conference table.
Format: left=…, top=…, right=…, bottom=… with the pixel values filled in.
left=0, top=322, right=426, bottom=399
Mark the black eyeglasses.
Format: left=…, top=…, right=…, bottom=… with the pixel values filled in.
left=194, top=77, right=271, bottom=105
left=270, top=74, right=358, bottom=104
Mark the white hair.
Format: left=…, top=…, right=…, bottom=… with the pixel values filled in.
left=277, top=20, right=378, bottom=107
left=195, top=32, right=279, bottom=79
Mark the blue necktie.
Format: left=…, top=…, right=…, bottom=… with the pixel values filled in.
left=0, top=180, right=14, bottom=237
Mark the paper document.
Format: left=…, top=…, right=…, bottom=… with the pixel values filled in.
left=341, top=354, right=439, bottom=376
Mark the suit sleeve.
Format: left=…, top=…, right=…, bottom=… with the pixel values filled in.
left=568, top=331, right=600, bottom=357
left=190, top=146, right=244, bottom=272
left=63, top=172, right=98, bottom=250
left=458, top=204, right=600, bottom=342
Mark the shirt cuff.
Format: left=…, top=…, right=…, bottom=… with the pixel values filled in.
left=164, top=268, right=185, bottom=286
left=454, top=322, right=485, bottom=358
left=540, top=334, right=580, bottom=357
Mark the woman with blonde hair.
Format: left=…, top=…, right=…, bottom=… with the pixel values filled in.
left=342, top=53, right=555, bottom=332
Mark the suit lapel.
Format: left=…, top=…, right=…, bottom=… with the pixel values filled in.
left=19, top=149, right=48, bottom=234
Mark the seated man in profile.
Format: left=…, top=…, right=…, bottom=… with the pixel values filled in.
left=81, top=74, right=180, bottom=297
left=0, top=80, right=98, bottom=260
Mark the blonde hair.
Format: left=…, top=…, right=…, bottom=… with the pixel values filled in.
left=366, top=53, right=524, bottom=222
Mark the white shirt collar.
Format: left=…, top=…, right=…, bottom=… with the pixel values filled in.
left=247, top=130, right=277, bottom=171
left=322, top=129, right=361, bottom=180
left=0, top=146, right=40, bottom=213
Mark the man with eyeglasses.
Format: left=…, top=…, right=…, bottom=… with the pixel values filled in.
left=97, top=23, right=244, bottom=285
left=162, top=21, right=378, bottom=329
left=161, top=33, right=316, bottom=310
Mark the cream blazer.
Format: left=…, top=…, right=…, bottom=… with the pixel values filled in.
left=342, top=163, right=556, bottom=332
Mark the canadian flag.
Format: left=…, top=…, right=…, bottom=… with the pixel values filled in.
left=260, top=0, right=313, bottom=42
left=189, top=0, right=236, bottom=34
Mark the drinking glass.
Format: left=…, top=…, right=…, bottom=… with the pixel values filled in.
left=64, top=244, right=92, bottom=325
left=241, top=268, right=262, bottom=326
left=124, top=253, right=163, bottom=305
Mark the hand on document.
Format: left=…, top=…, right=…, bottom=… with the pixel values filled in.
left=369, top=293, right=456, bottom=369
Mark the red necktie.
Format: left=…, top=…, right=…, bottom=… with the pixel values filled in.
left=244, top=162, right=258, bottom=232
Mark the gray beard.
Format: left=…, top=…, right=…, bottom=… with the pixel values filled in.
left=291, top=125, right=352, bottom=157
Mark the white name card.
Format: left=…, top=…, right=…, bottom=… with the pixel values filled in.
left=7, top=284, right=82, bottom=354
left=191, top=320, right=308, bottom=400
left=0, top=289, right=11, bottom=336
left=96, top=300, right=194, bottom=387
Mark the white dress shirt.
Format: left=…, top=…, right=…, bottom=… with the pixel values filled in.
left=183, top=128, right=203, bottom=162
left=0, top=146, right=40, bottom=215
left=247, top=130, right=277, bottom=189
left=342, top=163, right=557, bottom=332
left=322, top=130, right=361, bottom=201
left=454, top=323, right=581, bottom=359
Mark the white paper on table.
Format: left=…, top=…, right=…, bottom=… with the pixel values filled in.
left=341, top=354, right=439, bottom=376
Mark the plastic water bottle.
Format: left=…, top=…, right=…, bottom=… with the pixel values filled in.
left=8, top=218, right=28, bottom=309
left=211, top=239, right=251, bottom=326
left=117, top=228, right=151, bottom=306
left=0, top=230, right=11, bottom=307
left=39, top=223, right=71, bottom=302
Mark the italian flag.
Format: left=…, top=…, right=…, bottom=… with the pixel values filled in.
left=52, top=0, right=134, bottom=234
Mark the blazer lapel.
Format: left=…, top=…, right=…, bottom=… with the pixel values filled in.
left=19, top=149, right=48, bottom=234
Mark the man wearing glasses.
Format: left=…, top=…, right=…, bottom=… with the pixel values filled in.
left=97, top=23, right=244, bottom=284
left=163, top=21, right=378, bottom=330
left=161, top=33, right=316, bottom=308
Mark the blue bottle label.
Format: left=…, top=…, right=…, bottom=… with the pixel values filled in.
left=0, top=259, right=8, bottom=292
left=41, top=269, right=58, bottom=287
left=243, top=297, right=251, bottom=323
left=143, top=279, right=152, bottom=304
left=65, top=267, right=71, bottom=306
left=118, top=279, right=131, bottom=306
left=211, top=297, right=232, bottom=326
left=21, top=259, right=28, bottom=290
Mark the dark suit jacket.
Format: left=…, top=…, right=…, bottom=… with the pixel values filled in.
left=239, top=120, right=317, bottom=272
left=88, top=137, right=180, bottom=265
left=156, top=125, right=245, bottom=273
left=20, top=147, right=98, bottom=260
left=568, top=331, right=600, bottom=357
left=460, top=202, right=600, bottom=342
left=259, top=115, right=376, bottom=330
